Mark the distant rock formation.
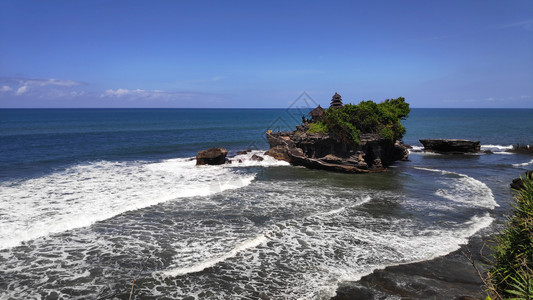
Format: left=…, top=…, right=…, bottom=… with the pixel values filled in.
left=420, top=139, right=480, bottom=153
left=506, top=144, right=533, bottom=154
left=265, top=129, right=408, bottom=173
left=196, top=147, right=228, bottom=165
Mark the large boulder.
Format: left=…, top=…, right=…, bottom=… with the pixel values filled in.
left=196, top=147, right=228, bottom=165
left=420, top=139, right=480, bottom=153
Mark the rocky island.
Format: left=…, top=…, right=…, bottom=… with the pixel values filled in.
left=265, top=93, right=410, bottom=173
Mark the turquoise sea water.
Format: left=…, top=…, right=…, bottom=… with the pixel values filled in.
left=0, top=108, right=532, bottom=299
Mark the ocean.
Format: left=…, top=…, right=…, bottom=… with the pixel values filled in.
left=0, top=108, right=532, bottom=299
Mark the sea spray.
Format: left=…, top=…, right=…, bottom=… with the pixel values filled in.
left=0, top=158, right=257, bottom=250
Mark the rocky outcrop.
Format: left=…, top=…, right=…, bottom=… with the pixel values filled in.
left=420, top=139, right=480, bottom=153
left=265, top=129, right=408, bottom=173
left=196, top=147, right=228, bottom=165
left=510, top=171, right=533, bottom=190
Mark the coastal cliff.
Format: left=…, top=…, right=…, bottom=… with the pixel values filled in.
left=265, top=94, right=410, bottom=173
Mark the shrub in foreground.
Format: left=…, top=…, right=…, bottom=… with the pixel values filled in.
left=487, top=175, right=533, bottom=299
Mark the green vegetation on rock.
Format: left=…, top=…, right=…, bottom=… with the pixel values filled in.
left=487, top=175, right=533, bottom=299
left=310, top=97, right=410, bottom=146
left=307, top=121, right=328, bottom=134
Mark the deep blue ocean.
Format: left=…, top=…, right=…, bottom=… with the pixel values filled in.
left=1, top=108, right=532, bottom=299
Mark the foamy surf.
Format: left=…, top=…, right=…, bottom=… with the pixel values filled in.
left=157, top=201, right=364, bottom=280
left=1, top=164, right=500, bottom=300
left=160, top=234, right=268, bottom=277
left=513, top=158, right=533, bottom=167
left=226, top=150, right=290, bottom=167
left=409, top=145, right=424, bottom=152
left=481, top=144, right=513, bottom=152
left=414, top=167, right=498, bottom=209
left=0, top=158, right=258, bottom=250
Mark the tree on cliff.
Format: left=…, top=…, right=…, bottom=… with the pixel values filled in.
left=310, top=97, right=410, bottom=146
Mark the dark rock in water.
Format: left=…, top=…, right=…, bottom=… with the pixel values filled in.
left=251, top=154, right=264, bottom=161
left=510, top=170, right=533, bottom=190
left=196, top=147, right=228, bottom=165
left=483, top=150, right=493, bottom=154
left=419, top=139, right=480, bottom=153
left=265, top=128, right=409, bottom=173
left=507, top=144, right=533, bottom=154
left=264, top=145, right=292, bottom=162
left=237, top=148, right=253, bottom=155
left=330, top=284, right=377, bottom=300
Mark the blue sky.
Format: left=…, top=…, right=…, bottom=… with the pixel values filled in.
left=0, top=1, right=532, bottom=108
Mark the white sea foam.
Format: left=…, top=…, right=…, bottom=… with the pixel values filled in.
left=513, top=158, right=533, bottom=167
left=407, top=147, right=443, bottom=156
left=481, top=144, right=513, bottom=152
left=0, top=158, right=256, bottom=250
left=0, top=161, right=499, bottom=299
left=160, top=234, right=268, bottom=277
left=414, top=167, right=497, bottom=209
left=480, top=144, right=515, bottom=155
left=157, top=195, right=370, bottom=283
left=227, top=150, right=290, bottom=167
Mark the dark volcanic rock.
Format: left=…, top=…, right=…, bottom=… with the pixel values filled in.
left=264, top=145, right=291, bottom=162
left=237, top=148, right=253, bottom=155
left=506, top=144, right=533, bottom=154
left=251, top=154, right=264, bottom=161
left=420, top=139, right=480, bottom=153
left=510, top=171, right=533, bottom=190
left=196, top=147, right=228, bottom=165
left=265, top=128, right=408, bottom=173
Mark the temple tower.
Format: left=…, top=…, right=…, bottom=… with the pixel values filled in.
left=330, top=92, right=343, bottom=108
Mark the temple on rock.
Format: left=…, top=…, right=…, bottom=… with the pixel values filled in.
left=308, top=105, right=325, bottom=122
left=329, top=92, right=343, bottom=108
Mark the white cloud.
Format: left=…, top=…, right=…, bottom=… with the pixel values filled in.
left=103, top=88, right=149, bottom=97
left=0, top=85, right=12, bottom=92
left=0, top=77, right=87, bottom=99
left=0, top=77, right=227, bottom=106
left=21, top=78, right=83, bottom=87
left=101, top=88, right=226, bottom=104
left=16, top=86, right=29, bottom=95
